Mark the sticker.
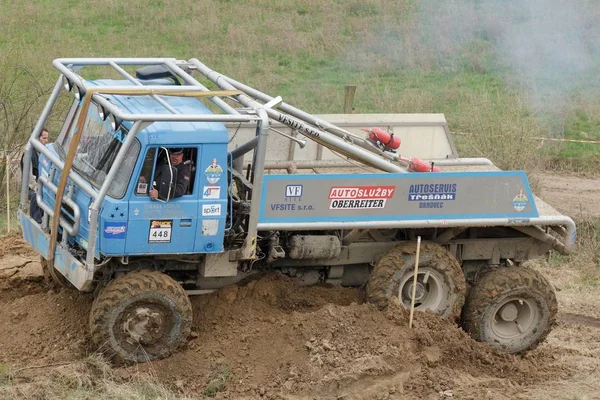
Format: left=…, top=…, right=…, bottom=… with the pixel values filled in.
left=328, top=186, right=395, bottom=210
left=407, top=183, right=457, bottom=201
left=134, top=208, right=140, bottom=216
left=137, top=182, right=148, bottom=194
left=512, top=190, right=528, bottom=212
left=103, top=222, right=127, bottom=239
left=202, top=204, right=222, bottom=216
left=205, top=158, right=223, bottom=184
left=203, top=186, right=221, bottom=199
left=285, top=185, right=303, bottom=198
left=149, top=220, right=172, bottom=243
left=202, top=219, right=219, bottom=236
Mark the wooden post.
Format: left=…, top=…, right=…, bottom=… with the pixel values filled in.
left=5, top=150, right=10, bottom=233
left=409, top=236, right=422, bottom=328
left=343, top=85, right=356, bottom=114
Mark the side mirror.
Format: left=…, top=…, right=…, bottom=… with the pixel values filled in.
left=157, top=163, right=178, bottom=200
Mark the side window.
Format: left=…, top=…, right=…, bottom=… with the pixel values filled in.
left=182, top=148, right=198, bottom=195
left=134, top=147, right=198, bottom=198
left=135, top=148, right=156, bottom=196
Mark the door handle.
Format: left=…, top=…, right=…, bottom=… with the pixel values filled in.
left=180, top=219, right=192, bottom=227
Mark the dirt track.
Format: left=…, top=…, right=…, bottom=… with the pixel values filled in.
left=0, top=172, right=598, bottom=399
left=533, top=171, right=600, bottom=219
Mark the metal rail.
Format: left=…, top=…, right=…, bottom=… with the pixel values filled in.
left=257, top=215, right=577, bottom=254
left=189, top=58, right=411, bottom=174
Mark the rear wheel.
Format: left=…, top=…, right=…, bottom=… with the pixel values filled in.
left=461, top=266, right=557, bottom=354
left=366, top=242, right=467, bottom=320
left=89, top=269, right=193, bottom=364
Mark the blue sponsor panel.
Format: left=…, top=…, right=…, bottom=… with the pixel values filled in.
left=259, top=171, right=540, bottom=224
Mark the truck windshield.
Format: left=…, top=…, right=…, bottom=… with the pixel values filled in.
left=55, top=103, right=140, bottom=199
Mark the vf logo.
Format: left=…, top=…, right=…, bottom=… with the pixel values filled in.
left=285, top=185, right=303, bottom=198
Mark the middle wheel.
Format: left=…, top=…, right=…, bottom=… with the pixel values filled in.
left=366, top=242, right=467, bottom=320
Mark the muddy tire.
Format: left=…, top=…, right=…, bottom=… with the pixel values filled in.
left=366, top=242, right=467, bottom=320
left=461, top=266, right=557, bottom=354
left=89, top=269, right=192, bottom=364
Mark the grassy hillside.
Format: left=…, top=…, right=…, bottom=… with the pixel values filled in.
left=2, top=0, right=600, bottom=172
left=1, top=0, right=599, bottom=234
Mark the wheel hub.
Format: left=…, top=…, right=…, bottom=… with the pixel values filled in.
left=499, top=303, right=519, bottom=322
left=398, top=269, right=445, bottom=312
left=404, top=282, right=426, bottom=302
left=123, top=306, right=166, bottom=346
left=491, top=298, right=537, bottom=340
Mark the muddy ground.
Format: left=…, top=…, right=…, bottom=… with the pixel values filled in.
left=0, top=172, right=598, bottom=400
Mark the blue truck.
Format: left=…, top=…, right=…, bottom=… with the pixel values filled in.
left=18, top=58, right=577, bottom=364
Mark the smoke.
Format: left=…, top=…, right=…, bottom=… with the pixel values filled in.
left=427, top=0, right=600, bottom=135
left=353, top=0, right=600, bottom=136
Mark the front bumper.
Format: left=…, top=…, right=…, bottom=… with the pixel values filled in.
left=18, top=209, right=94, bottom=291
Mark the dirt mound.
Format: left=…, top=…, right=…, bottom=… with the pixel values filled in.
left=119, top=274, right=570, bottom=399
left=0, top=232, right=37, bottom=258
left=0, top=251, right=572, bottom=399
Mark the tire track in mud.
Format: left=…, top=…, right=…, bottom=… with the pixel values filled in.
left=560, top=312, right=600, bottom=329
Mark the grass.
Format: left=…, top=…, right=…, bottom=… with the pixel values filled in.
left=0, top=196, right=20, bottom=236
left=203, top=363, right=232, bottom=398
left=0, top=0, right=599, bottom=176
left=0, top=354, right=197, bottom=400
left=542, top=217, right=600, bottom=303
left=0, top=354, right=235, bottom=399
left=549, top=217, right=600, bottom=272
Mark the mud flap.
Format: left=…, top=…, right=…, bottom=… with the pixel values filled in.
left=18, top=209, right=93, bottom=291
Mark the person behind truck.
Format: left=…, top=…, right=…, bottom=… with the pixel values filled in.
left=149, top=148, right=191, bottom=200
left=20, top=127, right=49, bottom=223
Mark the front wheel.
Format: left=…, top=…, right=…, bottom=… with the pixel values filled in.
left=461, top=266, right=557, bottom=354
left=89, top=269, right=193, bottom=364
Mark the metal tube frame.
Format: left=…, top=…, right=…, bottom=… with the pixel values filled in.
left=237, top=109, right=270, bottom=260
left=214, top=70, right=468, bottom=167
left=36, top=174, right=81, bottom=236
left=20, top=76, right=65, bottom=210
left=188, top=58, right=411, bottom=174
left=261, top=158, right=495, bottom=170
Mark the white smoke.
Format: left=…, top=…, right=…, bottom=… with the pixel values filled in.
left=350, top=0, right=600, bottom=136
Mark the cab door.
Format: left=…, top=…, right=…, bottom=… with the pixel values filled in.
left=125, top=146, right=200, bottom=255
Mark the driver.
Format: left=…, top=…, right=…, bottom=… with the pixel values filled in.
left=149, top=148, right=191, bottom=200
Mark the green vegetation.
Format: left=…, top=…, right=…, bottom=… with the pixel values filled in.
left=0, top=354, right=195, bottom=399
left=1, top=0, right=599, bottom=176
left=203, top=363, right=232, bottom=398
left=549, top=216, right=600, bottom=289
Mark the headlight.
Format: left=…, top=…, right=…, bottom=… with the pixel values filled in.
left=110, top=114, right=122, bottom=131
left=98, top=105, right=109, bottom=121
